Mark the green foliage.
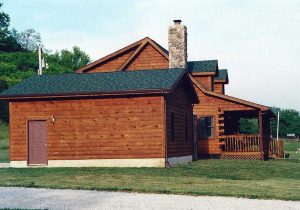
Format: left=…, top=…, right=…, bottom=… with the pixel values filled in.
left=271, top=108, right=300, bottom=138
left=239, top=118, right=258, bottom=134
left=45, top=46, right=90, bottom=73
left=0, top=3, right=9, bottom=29
left=0, top=4, right=23, bottom=52
left=0, top=80, right=8, bottom=122
left=0, top=52, right=38, bottom=86
left=239, top=109, right=300, bottom=138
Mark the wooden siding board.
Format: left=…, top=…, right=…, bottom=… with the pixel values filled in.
left=126, top=43, right=168, bottom=70
left=193, top=87, right=256, bottom=155
left=214, top=83, right=224, bottom=94
left=166, top=80, right=194, bottom=158
left=81, top=42, right=168, bottom=73
left=86, top=48, right=136, bottom=73
left=194, top=76, right=214, bottom=91
left=9, top=96, right=165, bottom=161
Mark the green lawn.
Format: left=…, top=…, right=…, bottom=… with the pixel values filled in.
left=0, top=159, right=299, bottom=201
left=0, top=125, right=299, bottom=200
left=0, top=124, right=9, bottom=163
left=284, top=140, right=300, bottom=159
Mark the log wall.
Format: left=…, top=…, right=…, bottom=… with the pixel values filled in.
left=9, top=96, right=165, bottom=161
left=194, top=76, right=214, bottom=91
left=127, top=43, right=168, bottom=70
left=84, top=43, right=168, bottom=73
left=214, top=83, right=224, bottom=94
left=86, top=48, right=136, bottom=73
left=193, top=87, right=256, bottom=155
left=166, top=80, right=194, bottom=158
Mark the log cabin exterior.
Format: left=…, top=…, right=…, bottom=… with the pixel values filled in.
left=0, top=69, right=198, bottom=167
left=1, top=20, right=276, bottom=167
left=75, top=20, right=275, bottom=160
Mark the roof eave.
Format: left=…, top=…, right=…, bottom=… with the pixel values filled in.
left=191, top=72, right=216, bottom=76
left=0, top=89, right=171, bottom=100
left=189, top=74, right=271, bottom=111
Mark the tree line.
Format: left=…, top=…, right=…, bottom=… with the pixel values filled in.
left=0, top=3, right=90, bottom=122
left=239, top=108, right=300, bottom=138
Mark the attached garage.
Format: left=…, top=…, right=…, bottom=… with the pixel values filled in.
left=0, top=69, right=198, bottom=167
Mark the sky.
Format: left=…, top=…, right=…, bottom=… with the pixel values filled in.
left=2, top=0, right=300, bottom=110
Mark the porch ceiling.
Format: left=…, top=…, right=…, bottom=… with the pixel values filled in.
left=224, top=110, right=259, bottom=118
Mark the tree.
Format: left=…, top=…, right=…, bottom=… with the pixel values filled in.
left=270, top=108, right=300, bottom=138
left=13, top=29, right=42, bottom=51
left=0, top=79, right=8, bottom=123
left=45, top=46, right=90, bottom=73
left=0, top=3, right=22, bottom=52
left=240, top=118, right=259, bottom=134
left=0, top=3, right=9, bottom=29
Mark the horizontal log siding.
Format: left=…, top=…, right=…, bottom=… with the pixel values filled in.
left=194, top=88, right=256, bottom=155
left=214, top=83, right=224, bottom=94
left=86, top=48, right=136, bottom=73
left=126, top=43, right=168, bottom=70
left=194, top=76, right=214, bottom=91
left=166, top=81, right=194, bottom=157
left=9, top=96, right=165, bottom=161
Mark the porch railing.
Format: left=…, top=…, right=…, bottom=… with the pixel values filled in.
left=269, top=138, right=284, bottom=158
left=221, top=134, right=261, bottom=152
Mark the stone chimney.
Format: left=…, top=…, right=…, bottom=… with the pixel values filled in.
left=168, top=20, right=187, bottom=69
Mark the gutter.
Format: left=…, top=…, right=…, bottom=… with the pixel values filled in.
left=0, top=89, right=171, bottom=100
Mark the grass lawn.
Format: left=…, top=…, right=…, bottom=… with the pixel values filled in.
left=0, top=159, right=299, bottom=201
left=0, top=125, right=299, bottom=200
left=284, top=140, right=300, bottom=159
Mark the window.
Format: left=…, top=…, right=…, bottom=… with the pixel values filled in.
left=199, top=116, right=214, bottom=138
left=171, top=112, right=175, bottom=142
left=185, top=115, right=188, bottom=141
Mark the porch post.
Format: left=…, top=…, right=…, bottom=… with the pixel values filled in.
left=258, top=111, right=264, bottom=159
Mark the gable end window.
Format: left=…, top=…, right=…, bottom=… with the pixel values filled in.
left=199, top=116, right=214, bottom=138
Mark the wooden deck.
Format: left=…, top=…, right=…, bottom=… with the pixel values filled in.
left=269, top=138, right=284, bottom=158
left=220, top=134, right=264, bottom=160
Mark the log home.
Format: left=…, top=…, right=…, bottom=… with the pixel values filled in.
left=0, top=69, right=198, bottom=167
left=0, top=20, right=275, bottom=167
left=76, top=20, right=275, bottom=160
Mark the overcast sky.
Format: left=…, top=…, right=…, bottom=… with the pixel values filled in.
left=3, top=0, right=300, bottom=111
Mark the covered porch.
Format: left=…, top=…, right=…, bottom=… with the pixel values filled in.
left=218, top=109, right=275, bottom=160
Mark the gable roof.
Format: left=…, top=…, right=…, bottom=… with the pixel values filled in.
left=76, top=37, right=169, bottom=73
left=189, top=74, right=275, bottom=117
left=214, top=69, right=229, bottom=84
left=76, top=37, right=221, bottom=76
left=0, top=69, right=198, bottom=102
left=187, top=60, right=218, bottom=75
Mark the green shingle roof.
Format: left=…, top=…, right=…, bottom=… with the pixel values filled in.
left=214, top=69, right=228, bottom=83
left=0, top=68, right=186, bottom=98
left=187, top=60, right=218, bottom=73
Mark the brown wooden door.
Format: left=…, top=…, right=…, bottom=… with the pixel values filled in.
left=28, top=120, right=48, bottom=165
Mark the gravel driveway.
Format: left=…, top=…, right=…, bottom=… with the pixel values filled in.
left=0, top=187, right=299, bottom=210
